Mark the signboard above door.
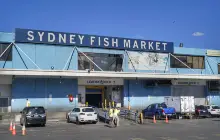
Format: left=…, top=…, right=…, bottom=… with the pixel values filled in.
left=78, top=78, right=123, bottom=85
left=172, top=79, right=206, bottom=86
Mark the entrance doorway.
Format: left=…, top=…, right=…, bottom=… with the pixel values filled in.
left=86, top=94, right=102, bottom=107
left=85, top=86, right=104, bottom=108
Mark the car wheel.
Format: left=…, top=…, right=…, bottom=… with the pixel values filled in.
left=67, top=116, right=70, bottom=123
left=209, top=113, right=212, bottom=118
left=93, top=121, right=98, bottom=124
left=76, top=117, right=80, bottom=125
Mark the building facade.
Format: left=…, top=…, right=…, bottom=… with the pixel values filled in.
left=0, top=28, right=220, bottom=112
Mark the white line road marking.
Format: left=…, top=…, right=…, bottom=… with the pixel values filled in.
left=188, top=136, right=208, bottom=139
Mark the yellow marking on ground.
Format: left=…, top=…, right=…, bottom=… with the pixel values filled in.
left=213, top=133, right=220, bottom=136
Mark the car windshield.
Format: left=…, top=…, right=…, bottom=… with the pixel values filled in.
left=82, top=108, right=94, bottom=112
left=197, top=106, right=207, bottom=109
left=27, top=107, right=45, bottom=114
left=212, top=106, right=220, bottom=109
left=158, top=104, right=167, bottom=108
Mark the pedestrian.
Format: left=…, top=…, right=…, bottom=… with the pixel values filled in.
left=113, top=107, right=120, bottom=126
left=26, top=99, right=31, bottom=107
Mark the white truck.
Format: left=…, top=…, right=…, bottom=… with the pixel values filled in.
left=164, top=96, right=195, bottom=119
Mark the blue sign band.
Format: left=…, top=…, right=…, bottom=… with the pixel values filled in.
left=15, top=28, right=174, bottom=53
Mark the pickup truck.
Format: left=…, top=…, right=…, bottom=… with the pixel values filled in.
left=142, top=103, right=176, bottom=120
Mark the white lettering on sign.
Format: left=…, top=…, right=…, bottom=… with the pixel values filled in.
left=141, top=41, right=146, bottom=49
left=171, top=80, right=206, bottom=86
left=70, top=34, right=76, bottom=44
left=78, top=35, right=84, bottom=44
left=48, top=33, right=55, bottom=42
left=104, top=38, right=109, bottom=47
left=19, top=29, right=173, bottom=53
left=162, top=43, right=167, bottom=50
left=112, top=38, right=118, bottom=47
left=133, top=40, right=138, bottom=48
left=38, top=32, right=44, bottom=41
left=78, top=78, right=124, bottom=85
left=27, top=31, right=34, bottom=41
left=124, top=39, right=130, bottom=48
left=59, top=34, right=66, bottom=43
left=90, top=36, right=95, bottom=46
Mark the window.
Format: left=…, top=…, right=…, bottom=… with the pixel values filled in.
left=82, top=108, right=94, bottom=112
left=0, top=98, right=8, bottom=107
left=208, top=81, right=220, bottom=91
left=218, top=64, right=220, bottom=74
left=147, top=105, right=152, bottom=110
left=212, top=106, right=220, bottom=109
left=158, top=103, right=167, bottom=108
left=78, top=53, right=123, bottom=71
left=27, top=107, right=45, bottom=114
left=0, top=43, right=12, bottom=61
left=170, top=54, right=205, bottom=69
left=75, top=108, right=80, bottom=112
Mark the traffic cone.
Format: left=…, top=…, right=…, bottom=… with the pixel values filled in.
left=165, top=115, right=169, bottom=123
left=22, top=125, right=26, bottom=136
left=12, top=123, right=16, bottom=136
left=153, top=115, right=156, bottom=123
left=9, top=121, right=13, bottom=131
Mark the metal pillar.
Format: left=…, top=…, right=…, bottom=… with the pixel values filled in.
left=63, top=47, right=76, bottom=70
left=125, top=50, right=136, bottom=72
left=206, top=58, right=214, bottom=74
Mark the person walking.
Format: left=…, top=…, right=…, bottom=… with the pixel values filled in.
left=113, top=107, right=120, bottom=127
left=26, top=99, right=31, bottom=107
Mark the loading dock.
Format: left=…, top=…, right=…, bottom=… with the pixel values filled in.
left=77, top=78, right=124, bottom=108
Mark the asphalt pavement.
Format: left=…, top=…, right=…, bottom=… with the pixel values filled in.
left=0, top=118, right=220, bottom=140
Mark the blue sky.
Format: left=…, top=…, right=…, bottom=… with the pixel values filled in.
left=0, top=0, right=220, bottom=49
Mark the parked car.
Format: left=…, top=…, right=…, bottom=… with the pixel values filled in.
left=20, top=106, right=46, bottom=127
left=142, top=103, right=176, bottom=120
left=205, top=105, right=220, bottom=117
left=195, top=105, right=209, bottom=118
left=67, top=107, right=98, bottom=124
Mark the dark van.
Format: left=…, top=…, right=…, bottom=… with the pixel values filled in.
left=20, top=106, right=46, bottom=127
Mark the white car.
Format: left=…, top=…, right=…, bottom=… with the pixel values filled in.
left=205, top=105, right=220, bottom=117
left=67, top=107, right=98, bottom=124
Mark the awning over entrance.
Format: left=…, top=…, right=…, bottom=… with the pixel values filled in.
left=0, top=69, right=220, bottom=80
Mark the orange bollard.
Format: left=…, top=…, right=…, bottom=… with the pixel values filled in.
left=165, top=115, right=169, bottom=123
left=12, top=123, right=16, bottom=136
left=153, top=115, right=156, bottom=123
left=22, top=125, right=26, bottom=136
left=9, top=121, right=13, bottom=131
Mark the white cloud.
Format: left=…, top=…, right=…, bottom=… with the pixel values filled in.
left=133, top=35, right=144, bottom=39
left=192, top=32, right=204, bottom=36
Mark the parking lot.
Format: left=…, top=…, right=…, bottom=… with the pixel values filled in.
left=0, top=117, right=220, bottom=140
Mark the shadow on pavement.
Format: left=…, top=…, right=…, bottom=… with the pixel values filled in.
left=212, top=120, right=220, bottom=121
